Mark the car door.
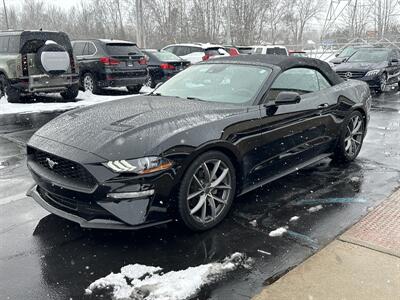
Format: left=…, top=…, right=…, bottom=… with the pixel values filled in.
left=250, top=67, right=337, bottom=183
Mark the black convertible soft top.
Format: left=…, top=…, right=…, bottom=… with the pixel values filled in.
left=210, top=54, right=344, bottom=86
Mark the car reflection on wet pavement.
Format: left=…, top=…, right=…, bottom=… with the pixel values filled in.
left=1, top=92, right=400, bottom=300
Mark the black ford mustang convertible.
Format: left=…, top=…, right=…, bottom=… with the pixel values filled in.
left=27, top=55, right=371, bottom=231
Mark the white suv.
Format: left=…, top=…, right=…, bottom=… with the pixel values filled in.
left=253, top=45, right=288, bottom=56
left=161, top=43, right=229, bottom=64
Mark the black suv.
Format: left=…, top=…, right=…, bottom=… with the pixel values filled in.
left=72, top=39, right=148, bottom=94
left=334, top=47, right=400, bottom=93
left=0, top=30, right=79, bottom=103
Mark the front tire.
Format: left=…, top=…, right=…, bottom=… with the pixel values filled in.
left=332, top=111, right=365, bottom=163
left=127, top=85, right=142, bottom=94
left=376, top=73, right=387, bottom=93
left=60, top=84, right=79, bottom=101
left=178, top=151, right=236, bottom=231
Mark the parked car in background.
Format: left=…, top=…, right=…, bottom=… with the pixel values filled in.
left=0, top=30, right=79, bottom=103
left=333, top=47, right=400, bottom=93
left=253, top=45, right=288, bottom=56
left=235, top=46, right=254, bottom=55
left=289, top=50, right=307, bottom=57
left=223, top=46, right=240, bottom=56
left=141, top=49, right=190, bottom=88
left=161, top=43, right=229, bottom=64
left=330, top=45, right=369, bottom=65
left=27, top=55, right=370, bottom=231
left=72, top=39, right=147, bottom=94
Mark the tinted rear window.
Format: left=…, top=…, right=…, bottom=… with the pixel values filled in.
left=105, top=43, right=142, bottom=56
left=266, top=48, right=287, bottom=55
left=151, top=51, right=181, bottom=61
left=237, top=47, right=254, bottom=54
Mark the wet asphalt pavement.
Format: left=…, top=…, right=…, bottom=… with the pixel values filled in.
left=1, top=91, right=400, bottom=300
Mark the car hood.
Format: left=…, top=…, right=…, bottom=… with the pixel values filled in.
left=31, top=96, right=247, bottom=160
left=334, top=61, right=387, bottom=71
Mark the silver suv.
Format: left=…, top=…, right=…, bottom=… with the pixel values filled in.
left=0, top=30, right=79, bottom=103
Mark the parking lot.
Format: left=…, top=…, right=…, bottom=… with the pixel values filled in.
left=0, top=90, right=399, bottom=299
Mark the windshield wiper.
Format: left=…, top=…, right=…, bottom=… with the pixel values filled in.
left=186, top=96, right=206, bottom=102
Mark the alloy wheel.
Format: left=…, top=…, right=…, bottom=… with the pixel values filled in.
left=83, top=74, right=94, bottom=92
left=380, top=74, right=387, bottom=92
left=344, top=115, right=364, bottom=157
left=187, top=159, right=232, bottom=224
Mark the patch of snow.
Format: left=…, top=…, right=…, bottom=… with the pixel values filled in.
left=269, top=227, right=287, bottom=237
left=308, top=205, right=323, bottom=213
left=289, top=216, right=300, bottom=222
left=350, top=176, right=360, bottom=183
left=257, top=249, right=271, bottom=255
left=0, top=87, right=151, bottom=115
left=85, top=252, right=251, bottom=300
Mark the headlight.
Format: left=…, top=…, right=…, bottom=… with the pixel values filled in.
left=365, top=69, right=381, bottom=77
left=104, top=157, right=173, bottom=174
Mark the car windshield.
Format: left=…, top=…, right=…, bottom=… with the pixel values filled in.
left=154, top=64, right=272, bottom=105
left=151, top=51, right=182, bottom=61
left=347, top=49, right=389, bottom=62
left=337, top=46, right=357, bottom=58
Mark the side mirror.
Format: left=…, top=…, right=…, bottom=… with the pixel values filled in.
left=335, top=53, right=339, bottom=57
left=391, top=58, right=399, bottom=64
left=275, top=91, right=301, bottom=105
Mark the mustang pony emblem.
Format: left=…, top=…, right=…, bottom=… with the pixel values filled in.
left=46, top=157, right=58, bottom=169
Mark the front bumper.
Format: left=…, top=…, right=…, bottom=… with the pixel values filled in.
left=359, top=75, right=381, bottom=89
left=27, top=185, right=172, bottom=230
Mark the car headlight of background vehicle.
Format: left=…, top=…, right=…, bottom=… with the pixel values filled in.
left=104, top=157, right=173, bottom=174
left=365, top=69, right=381, bottom=77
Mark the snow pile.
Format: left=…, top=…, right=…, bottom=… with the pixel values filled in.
left=269, top=227, right=287, bottom=237
left=308, top=205, right=323, bottom=213
left=0, top=88, right=149, bottom=115
left=289, top=216, right=299, bottom=222
left=85, top=252, right=251, bottom=300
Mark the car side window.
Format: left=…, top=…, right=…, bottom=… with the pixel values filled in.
left=0, top=36, right=9, bottom=53
left=190, top=47, right=202, bottom=53
left=87, top=42, right=96, bottom=55
left=316, top=71, right=331, bottom=90
left=8, top=36, right=19, bottom=53
left=265, top=68, right=320, bottom=102
left=255, top=48, right=262, bottom=54
left=73, top=42, right=86, bottom=56
left=163, top=46, right=175, bottom=54
left=175, top=46, right=185, bottom=56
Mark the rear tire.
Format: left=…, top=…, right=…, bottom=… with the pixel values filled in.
left=144, top=76, right=155, bottom=88
left=60, top=84, right=79, bottom=101
left=82, top=73, right=101, bottom=94
left=127, top=85, right=142, bottom=94
left=178, top=151, right=236, bottom=231
left=331, top=110, right=365, bottom=163
left=0, top=75, right=22, bottom=103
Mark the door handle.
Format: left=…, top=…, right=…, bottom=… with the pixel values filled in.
left=318, top=103, right=329, bottom=108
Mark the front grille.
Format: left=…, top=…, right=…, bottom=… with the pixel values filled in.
left=30, top=148, right=97, bottom=190
left=336, top=71, right=366, bottom=79
left=37, top=186, right=113, bottom=220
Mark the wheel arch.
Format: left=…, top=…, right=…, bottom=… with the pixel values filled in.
left=178, top=141, right=244, bottom=194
